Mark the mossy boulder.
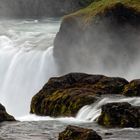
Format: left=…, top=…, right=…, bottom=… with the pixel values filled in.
left=30, top=73, right=128, bottom=117
left=0, top=103, right=15, bottom=122
left=98, top=102, right=140, bottom=128
left=54, top=0, right=140, bottom=74
left=123, top=79, right=140, bottom=96
left=58, top=125, right=102, bottom=140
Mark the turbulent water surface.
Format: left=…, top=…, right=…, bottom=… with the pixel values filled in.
left=0, top=19, right=140, bottom=140
left=1, top=118, right=140, bottom=140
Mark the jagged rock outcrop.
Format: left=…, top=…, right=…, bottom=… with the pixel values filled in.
left=54, top=0, right=140, bottom=74
left=30, top=73, right=128, bottom=117
left=123, top=79, right=140, bottom=96
left=0, top=103, right=15, bottom=122
left=98, top=102, right=140, bottom=128
left=0, top=0, right=96, bottom=18
left=58, top=125, right=102, bottom=140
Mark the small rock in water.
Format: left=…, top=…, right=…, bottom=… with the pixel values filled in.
left=58, top=125, right=102, bottom=140
left=98, top=102, right=140, bottom=128
left=104, top=132, right=113, bottom=136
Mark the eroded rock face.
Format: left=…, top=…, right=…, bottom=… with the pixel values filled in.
left=98, top=102, right=140, bottom=128
left=54, top=1, right=140, bottom=74
left=58, top=125, right=102, bottom=140
left=0, top=103, right=15, bottom=122
left=30, top=73, right=128, bottom=117
left=123, top=80, right=140, bottom=96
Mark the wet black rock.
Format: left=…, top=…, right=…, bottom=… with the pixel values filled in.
left=0, top=103, right=16, bottom=122
left=98, top=102, right=140, bottom=128
left=58, top=125, right=102, bottom=140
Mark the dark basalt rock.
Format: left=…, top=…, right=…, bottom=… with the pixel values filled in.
left=30, top=73, right=128, bottom=117
left=123, top=79, right=140, bottom=96
left=58, top=125, right=102, bottom=140
left=98, top=102, right=140, bottom=128
left=0, top=103, right=15, bottom=122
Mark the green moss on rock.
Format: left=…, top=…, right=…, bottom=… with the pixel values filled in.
left=30, top=73, right=128, bottom=117
left=98, top=102, right=140, bottom=128
left=67, top=0, right=140, bottom=24
left=123, top=79, right=140, bottom=96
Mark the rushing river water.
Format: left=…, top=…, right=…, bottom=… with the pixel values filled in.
left=1, top=118, right=140, bottom=140
left=0, top=19, right=140, bottom=140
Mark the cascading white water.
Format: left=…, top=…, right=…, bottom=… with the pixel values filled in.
left=76, top=96, right=140, bottom=122
left=0, top=19, right=60, bottom=117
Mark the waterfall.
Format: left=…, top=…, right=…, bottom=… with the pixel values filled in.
left=76, top=97, right=140, bottom=122
left=0, top=19, right=60, bottom=117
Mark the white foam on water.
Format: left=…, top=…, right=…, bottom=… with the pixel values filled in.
left=17, top=114, right=86, bottom=123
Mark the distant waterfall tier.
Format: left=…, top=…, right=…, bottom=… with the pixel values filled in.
left=0, top=19, right=60, bottom=117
